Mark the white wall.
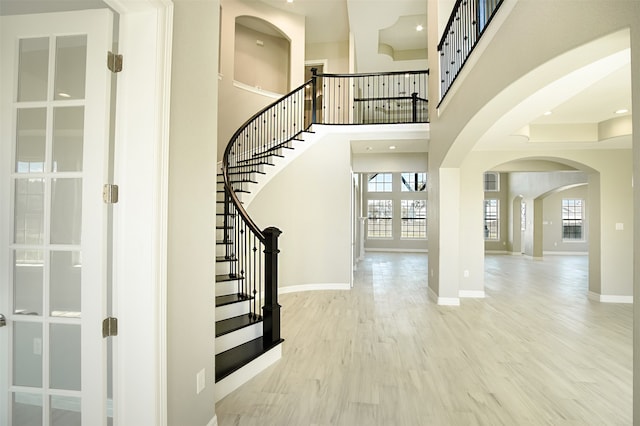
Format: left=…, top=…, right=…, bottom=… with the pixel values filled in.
left=247, top=133, right=352, bottom=289
left=306, top=41, right=350, bottom=74
left=167, top=0, right=218, bottom=424
left=542, top=185, right=589, bottom=254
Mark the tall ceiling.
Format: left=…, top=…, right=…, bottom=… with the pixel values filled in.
left=258, top=0, right=427, bottom=73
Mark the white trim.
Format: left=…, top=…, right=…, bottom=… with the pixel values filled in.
left=215, top=343, right=282, bottom=402
left=103, top=1, right=174, bottom=425
left=459, top=290, right=485, bottom=298
left=365, top=248, right=428, bottom=253
left=232, top=80, right=283, bottom=99
left=428, top=287, right=461, bottom=306
left=305, top=59, right=329, bottom=73
left=279, top=283, right=351, bottom=294
left=215, top=323, right=262, bottom=355
left=206, top=415, right=218, bottom=426
left=485, top=250, right=509, bottom=254
left=588, top=291, right=633, bottom=303
left=543, top=251, right=588, bottom=256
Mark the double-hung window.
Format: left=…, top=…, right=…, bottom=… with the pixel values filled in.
left=562, top=199, right=584, bottom=241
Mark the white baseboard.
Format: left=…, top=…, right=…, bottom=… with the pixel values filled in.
left=485, top=250, right=508, bottom=254
left=543, top=251, right=588, bottom=256
left=206, top=415, right=218, bottom=426
left=215, top=343, right=282, bottom=402
left=365, top=248, right=428, bottom=253
left=459, top=290, right=485, bottom=298
left=428, top=286, right=460, bottom=306
left=588, top=291, right=633, bottom=304
left=279, top=283, right=350, bottom=294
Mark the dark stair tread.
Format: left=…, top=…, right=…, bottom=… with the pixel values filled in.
left=216, top=225, right=233, bottom=230
left=227, top=170, right=266, bottom=175
left=228, top=162, right=274, bottom=169
left=216, top=273, right=244, bottom=282
left=216, top=239, right=233, bottom=245
left=216, top=255, right=237, bottom=262
left=252, top=152, right=284, bottom=160
left=217, top=189, right=250, bottom=194
left=216, top=212, right=236, bottom=216
left=215, top=337, right=284, bottom=382
left=215, top=313, right=262, bottom=337
left=216, top=293, right=252, bottom=307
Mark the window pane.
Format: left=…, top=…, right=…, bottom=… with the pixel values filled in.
left=50, top=251, right=82, bottom=318
left=16, top=108, right=47, bottom=173
left=14, top=178, right=45, bottom=245
left=12, top=392, right=43, bottom=426
left=50, top=178, right=82, bottom=245
left=401, top=172, right=427, bottom=192
left=562, top=199, right=583, bottom=240
left=54, top=35, right=87, bottom=100
left=367, top=200, right=392, bottom=238
left=17, top=37, right=49, bottom=102
left=14, top=249, right=44, bottom=316
left=367, top=173, right=392, bottom=192
left=484, top=199, right=499, bottom=240
left=51, top=395, right=82, bottom=426
left=50, top=323, right=81, bottom=390
left=52, top=106, right=84, bottom=172
left=401, top=200, right=426, bottom=238
left=484, top=172, right=499, bottom=192
left=13, top=321, right=43, bottom=387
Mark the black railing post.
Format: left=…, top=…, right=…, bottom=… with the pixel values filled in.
left=311, top=67, right=318, bottom=124
left=262, top=226, right=282, bottom=347
left=411, top=92, right=418, bottom=123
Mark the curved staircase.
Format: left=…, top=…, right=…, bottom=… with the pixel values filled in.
left=214, top=70, right=428, bottom=401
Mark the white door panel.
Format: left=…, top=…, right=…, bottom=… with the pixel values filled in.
left=1, top=9, right=114, bottom=426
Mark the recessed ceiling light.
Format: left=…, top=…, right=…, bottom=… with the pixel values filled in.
left=287, top=0, right=293, bottom=3
left=366, top=146, right=373, bottom=151
left=416, top=25, right=424, bottom=31
left=615, top=108, right=629, bottom=114
left=389, top=145, right=396, bottom=150
left=543, top=111, right=552, bottom=116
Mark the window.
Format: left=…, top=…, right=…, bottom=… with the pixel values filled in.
left=367, top=173, right=392, bottom=192
left=484, top=172, right=499, bottom=192
left=521, top=200, right=526, bottom=231
left=367, top=200, right=392, bottom=238
left=484, top=199, right=499, bottom=240
left=562, top=199, right=584, bottom=240
left=401, top=200, right=426, bottom=239
left=401, top=172, right=427, bottom=192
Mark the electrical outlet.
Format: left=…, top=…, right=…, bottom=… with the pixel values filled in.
left=196, top=369, right=205, bottom=394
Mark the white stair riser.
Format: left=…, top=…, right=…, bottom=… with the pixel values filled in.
left=216, top=262, right=233, bottom=275
left=216, top=244, right=232, bottom=257
left=216, top=302, right=250, bottom=321
left=215, top=322, right=262, bottom=355
left=215, top=280, right=239, bottom=296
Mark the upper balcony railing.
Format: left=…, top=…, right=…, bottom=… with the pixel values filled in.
left=438, top=0, right=504, bottom=102
left=309, top=70, right=429, bottom=125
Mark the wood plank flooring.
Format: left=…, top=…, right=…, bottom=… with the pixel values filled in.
left=215, top=253, right=632, bottom=425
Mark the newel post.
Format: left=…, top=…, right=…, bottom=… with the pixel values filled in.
left=411, top=92, right=418, bottom=123
left=311, top=67, right=318, bottom=124
left=262, top=226, right=282, bottom=347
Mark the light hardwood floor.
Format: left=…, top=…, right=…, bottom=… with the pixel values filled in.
left=216, top=253, right=632, bottom=425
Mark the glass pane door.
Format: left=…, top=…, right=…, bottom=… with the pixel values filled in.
left=1, top=10, right=114, bottom=426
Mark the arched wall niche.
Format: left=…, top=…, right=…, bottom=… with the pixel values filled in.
left=234, top=15, right=291, bottom=94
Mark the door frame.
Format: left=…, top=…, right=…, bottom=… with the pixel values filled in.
left=101, top=1, right=172, bottom=425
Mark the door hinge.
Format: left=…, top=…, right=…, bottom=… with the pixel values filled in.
left=102, top=317, right=118, bottom=338
left=103, top=184, right=119, bottom=204
left=107, top=51, right=123, bottom=73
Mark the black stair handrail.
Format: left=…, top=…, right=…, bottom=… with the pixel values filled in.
left=221, top=70, right=430, bottom=350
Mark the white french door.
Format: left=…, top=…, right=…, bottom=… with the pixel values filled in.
left=1, top=9, right=114, bottom=426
